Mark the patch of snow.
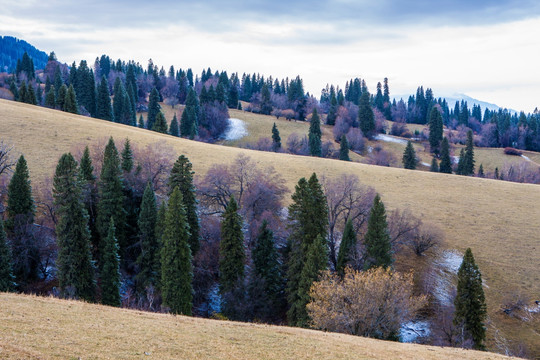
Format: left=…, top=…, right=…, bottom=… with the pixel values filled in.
left=400, top=320, right=431, bottom=343
left=367, top=146, right=373, bottom=154
left=421, top=162, right=430, bottom=167
left=452, top=156, right=460, bottom=164
left=374, top=134, right=409, bottom=145
left=526, top=303, right=540, bottom=313
left=521, top=154, right=531, bottom=162
left=430, top=250, right=463, bottom=306
left=222, top=118, right=247, bottom=141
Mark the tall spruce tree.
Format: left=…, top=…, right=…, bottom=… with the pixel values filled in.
left=430, top=157, right=439, bottom=172
left=96, top=75, right=113, bottom=121
left=79, top=146, right=99, bottom=258
left=358, top=91, right=375, bottom=137
left=439, top=137, right=453, bottom=174
left=63, top=84, right=78, bottom=114
left=402, top=141, right=417, bottom=169
left=152, top=112, right=168, bottom=133
left=429, top=107, right=444, bottom=155
left=454, top=248, right=487, bottom=350
left=180, top=88, right=200, bottom=138
left=168, top=155, right=199, bottom=255
left=57, top=84, right=67, bottom=111
left=463, top=130, right=475, bottom=176
left=53, top=153, right=95, bottom=301
left=97, top=138, right=126, bottom=256
left=219, top=196, right=245, bottom=295
left=0, top=218, right=15, bottom=292
left=7, top=155, right=35, bottom=227
left=101, top=218, right=121, bottom=306
left=135, top=182, right=158, bottom=291
left=339, top=135, right=350, bottom=161
left=363, top=194, right=392, bottom=270
left=121, top=139, right=134, bottom=173
left=336, top=219, right=356, bottom=276
left=147, top=87, right=161, bottom=130
left=45, top=86, right=56, bottom=108
left=308, top=108, right=322, bottom=157
left=138, top=115, right=145, bottom=128
left=169, top=113, right=180, bottom=137
left=272, top=122, right=281, bottom=151
left=286, top=173, right=328, bottom=326
left=161, top=187, right=193, bottom=315
left=456, top=148, right=466, bottom=175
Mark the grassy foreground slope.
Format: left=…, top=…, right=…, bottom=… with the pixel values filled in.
left=0, top=293, right=517, bottom=360
left=1, top=99, right=539, bottom=352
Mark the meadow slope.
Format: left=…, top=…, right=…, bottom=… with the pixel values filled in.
left=0, top=99, right=539, bottom=353
left=0, top=293, right=520, bottom=360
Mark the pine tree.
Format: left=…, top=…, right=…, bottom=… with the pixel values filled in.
left=26, top=84, right=37, bottom=105
left=454, top=248, right=487, bottom=350
left=477, top=164, right=484, bottom=177
left=180, top=88, right=200, bottom=138
left=101, top=218, right=121, bottom=306
left=113, top=80, right=129, bottom=124
left=57, top=84, right=67, bottom=111
left=53, top=153, right=95, bottom=301
left=463, top=130, right=475, bottom=176
left=358, top=91, right=375, bottom=137
left=96, top=75, right=113, bottom=121
left=430, top=157, right=439, bottom=172
left=308, top=108, right=322, bottom=157
left=152, top=112, right=168, bottom=133
left=138, top=115, right=145, bottom=129
left=97, top=138, right=126, bottom=256
left=0, top=218, right=15, bottom=292
left=45, top=86, right=56, bottom=108
left=219, top=196, right=245, bottom=295
left=160, top=187, right=193, bottom=315
left=336, top=219, right=356, bottom=276
left=79, top=146, right=99, bottom=257
left=169, top=155, right=199, bottom=255
left=364, top=194, right=392, bottom=270
left=402, top=141, right=417, bottom=169
left=271, top=122, right=281, bottom=151
left=286, top=173, right=328, bottom=326
left=456, top=148, right=466, bottom=175
left=63, top=84, right=79, bottom=114
left=18, top=81, right=27, bottom=103
left=169, top=113, right=180, bottom=137
left=147, top=87, right=161, bottom=130
left=439, top=137, right=453, bottom=174
left=339, top=135, right=350, bottom=161
left=7, top=155, right=35, bottom=227
left=136, top=182, right=158, bottom=291
left=260, top=84, right=272, bottom=115
left=120, top=139, right=133, bottom=173
left=429, top=107, right=444, bottom=155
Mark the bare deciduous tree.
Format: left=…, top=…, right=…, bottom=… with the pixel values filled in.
left=0, top=140, right=16, bottom=177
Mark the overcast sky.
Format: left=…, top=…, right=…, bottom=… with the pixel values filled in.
left=2, top=0, right=539, bottom=112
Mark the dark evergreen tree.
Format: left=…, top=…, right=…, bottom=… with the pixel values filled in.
left=463, top=130, right=475, bottom=176
left=136, top=182, right=158, bottom=291
left=45, top=86, right=56, bottom=108
left=336, top=219, right=356, bottom=276
left=63, top=84, right=78, bottom=114
left=363, top=194, right=392, bottom=270
left=477, top=164, right=484, bottom=177
left=0, top=218, right=15, bottom=292
left=97, top=138, right=126, bottom=255
left=101, top=218, right=121, bottom=306
left=456, top=148, right=466, bottom=175
left=25, top=84, right=37, bottom=105
left=429, top=107, right=443, bottom=155
left=169, top=113, right=180, bottom=137
left=439, top=137, right=453, bottom=174
left=79, top=146, right=99, bottom=257
left=180, top=88, right=200, bottom=138
left=138, top=115, right=145, bottom=129
left=147, top=87, right=161, bottom=130
left=96, top=75, right=113, bottom=121
left=219, top=196, right=245, bottom=295
left=7, top=155, right=35, bottom=227
left=168, top=155, right=199, bottom=256
left=53, top=153, right=95, bottom=301
left=271, top=122, right=281, bottom=151
left=358, top=91, right=375, bottom=137
left=454, top=248, right=487, bottom=350
left=326, top=88, right=338, bottom=125
left=18, top=81, right=27, bottom=103
left=161, top=187, right=193, bottom=315
left=260, top=83, right=272, bottom=115
left=56, top=84, right=67, bottom=111
left=339, top=135, right=350, bottom=161
left=152, top=112, right=168, bottom=133
left=308, top=108, right=322, bottom=157
left=121, top=139, right=133, bottom=173
left=402, top=141, right=417, bottom=169
left=430, top=157, right=439, bottom=172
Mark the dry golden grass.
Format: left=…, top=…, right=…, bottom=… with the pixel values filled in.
left=0, top=293, right=519, bottom=360
left=1, top=99, right=539, bottom=353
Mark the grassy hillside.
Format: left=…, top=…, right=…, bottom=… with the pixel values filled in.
left=0, top=293, right=518, bottom=360
left=1, top=99, right=539, bottom=353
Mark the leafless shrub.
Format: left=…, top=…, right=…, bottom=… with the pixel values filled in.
left=0, top=140, right=16, bottom=177
left=365, top=145, right=396, bottom=167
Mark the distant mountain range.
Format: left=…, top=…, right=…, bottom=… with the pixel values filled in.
left=393, top=92, right=517, bottom=113
left=0, top=36, right=49, bottom=73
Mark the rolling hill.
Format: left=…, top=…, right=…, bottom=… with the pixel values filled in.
left=0, top=99, right=539, bottom=355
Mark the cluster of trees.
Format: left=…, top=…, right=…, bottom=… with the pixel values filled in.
left=0, top=36, right=48, bottom=73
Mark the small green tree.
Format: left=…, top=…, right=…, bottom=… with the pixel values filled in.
left=152, top=112, right=168, bottom=134
left=428, top=107, right=443, bottom=155
left=272, top=122, right=281, bottom=151
left=456, top=148, right=466, bottom=175
left=430, top=157, right=439, bottom=172
left=169, top=113, right=180, bottom=137
left=463, top=130, right=475, bottom=176
left=0, top=218, right=15, bottom=292
left=53, top=153, right=95, bottom=301
left=308, top=108, right=322, bottom=157
left=160, top=187, right=193, bottom=315
left=96, top=75, right=113, bottom=121
left=101, top=218, right=121, bottom=306
left=7, top=155, right=35, bottom=227
left=358, top=91, right=375, bottom=137
left=339, top=135, right=350, bottom=161
left=121, top=139, right=133, bottom=173
left=477, top=164, right=484, bottom=177
left=63, top=84, right=78, bottom=114
left=138, top=115, right=145, bottom=129
left=56, top=84, right=67, bottom=110
left=219, top=196, right=245, bottom=295
left=147, top=87, right=161, bottom=130
left=439, top=137, right=453, bottom=174
left=402, top=141, right=417, bottom=169
left=364, top=194, right=392, bottom=270
left=136, top=182, right=158, bottom=291
left=336, top=219, right=356, bottom=276
left=454, top=248, right=487, bottom=350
